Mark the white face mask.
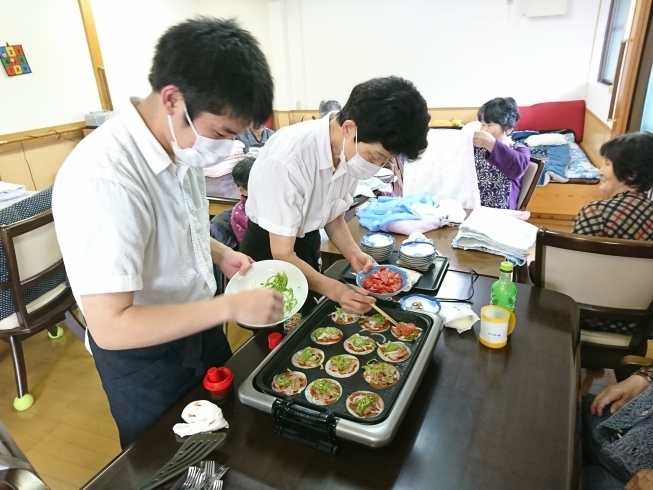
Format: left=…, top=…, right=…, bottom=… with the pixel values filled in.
left=339, top=128, right=380, bottom=180
left=168, top=103, right=234, bottom=168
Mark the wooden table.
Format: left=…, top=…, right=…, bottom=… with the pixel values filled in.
left=82, top=262, right=580, bottom=490
left=321, top=215, right=505, bottom=277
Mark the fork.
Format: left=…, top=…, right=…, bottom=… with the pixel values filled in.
left=181, top=467, right=202, bottom=490
left=201, top=460, right=215, bottom=480
left=207, top=465, right=229, bottom=490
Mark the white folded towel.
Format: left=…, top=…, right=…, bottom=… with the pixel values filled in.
left=452, top=207, right=538, bottom=265
left=172, top=400, right=229, bottom=437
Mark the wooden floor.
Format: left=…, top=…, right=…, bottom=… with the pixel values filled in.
left=0, top=324, right=252, bottom=490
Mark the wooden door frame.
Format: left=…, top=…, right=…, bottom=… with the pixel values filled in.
left=611, top=0, right=652, bottom=135
left=77, top=0, right=113, bottom=111
left=627, top=4, right=653, bottom=130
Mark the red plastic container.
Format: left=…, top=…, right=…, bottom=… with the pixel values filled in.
left=203, top=367, right=234, bottom=403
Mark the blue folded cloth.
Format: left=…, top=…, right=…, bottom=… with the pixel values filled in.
left=356, top=192, right=436, bottom=231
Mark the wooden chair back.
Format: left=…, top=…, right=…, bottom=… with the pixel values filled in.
left=517, top=157, right=545, bottom=210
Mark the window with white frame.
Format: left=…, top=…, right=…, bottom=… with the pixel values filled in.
left=598, top=0, right=632, bottom=85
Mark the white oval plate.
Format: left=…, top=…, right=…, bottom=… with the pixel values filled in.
left=224, top=260, right=308, bottom=328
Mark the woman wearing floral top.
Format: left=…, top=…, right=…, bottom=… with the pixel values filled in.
left=473, top=97, right=531, bottom=209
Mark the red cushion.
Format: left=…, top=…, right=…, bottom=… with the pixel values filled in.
left=516, top=100, right=586, bottom=142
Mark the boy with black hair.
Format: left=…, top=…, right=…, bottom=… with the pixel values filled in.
left=241, top=76, right=430, bottom=315
left=53, top=18, right=283, bottom=448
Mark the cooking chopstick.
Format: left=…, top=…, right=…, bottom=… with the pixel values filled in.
left=341, top=281, right=401, bottom=328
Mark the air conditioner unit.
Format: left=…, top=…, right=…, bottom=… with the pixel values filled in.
left=525, top=0, right=568, bottom=17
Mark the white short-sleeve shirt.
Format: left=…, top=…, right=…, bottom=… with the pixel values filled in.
left=245, top=115, right=358, bottom=238
left=53, top=98, right=216, bottom=316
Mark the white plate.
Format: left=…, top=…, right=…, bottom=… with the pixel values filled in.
left=224, top=260, right=308, bottom=328
left=361, top=233, right=395, bottom=248
left=400, top=242, right=436, bottom=258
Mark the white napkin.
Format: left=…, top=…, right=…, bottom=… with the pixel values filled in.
left=406, top=232, right=433, bottom=244
left=172, top=400, right=229, bottom=437
left=438, top=304, right=480, bottom=334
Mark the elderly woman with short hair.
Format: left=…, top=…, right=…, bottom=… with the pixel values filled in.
left=318, top=99, right=341, bottom=118
left=473, top=97, right=531, bottom=209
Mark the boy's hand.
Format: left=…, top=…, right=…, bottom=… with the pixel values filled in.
left=219, top=250, right=254, bottom=279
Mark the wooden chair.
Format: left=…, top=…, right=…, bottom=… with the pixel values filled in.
left=532, top=228, right=653, bottom=380
left=0, top=209, right=85, bottom=411
left=517, top=157, right=545, bottom=210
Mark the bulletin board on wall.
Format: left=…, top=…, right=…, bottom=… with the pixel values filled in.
left=0, top=0, right=102, bottom=136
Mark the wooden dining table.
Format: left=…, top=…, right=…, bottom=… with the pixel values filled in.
left=320, top=215, right=506, bottom=278
left=82, top=261, right=580, bottom=490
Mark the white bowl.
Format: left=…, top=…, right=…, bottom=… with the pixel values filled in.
left=224, top=260, right=308, bottom=328
left=400, top=241, right=436, bottom=258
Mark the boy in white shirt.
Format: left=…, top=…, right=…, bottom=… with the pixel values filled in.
left=53, top=18, right=282, bottom=448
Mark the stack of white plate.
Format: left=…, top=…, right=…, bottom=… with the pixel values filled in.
left=360, top=232, right=395, bottom=262
left=397, top=241, right=437, bottom=272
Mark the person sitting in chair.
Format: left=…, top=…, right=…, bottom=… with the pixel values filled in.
left=473, top=97, right=531, bottom=209
left=583, top=364, right=653, bottom=490
left=572, top=131, right=653, bottom=335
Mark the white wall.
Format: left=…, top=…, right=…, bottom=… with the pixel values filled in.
left=270, top=0, right=602, bottom=110
left=0, top=0, right=101, bottom=134
left=91, top=0, right=273, bottom=111
left=92, top=0, right=603, bottom=113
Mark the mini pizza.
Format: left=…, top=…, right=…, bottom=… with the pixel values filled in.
left=346, top=391, right=385, bottom=419
left=325, top=354, right=360, bottom=378
left=377, top=341, right=411, bottom=363
left=391, top=322, right=423, bottom=342
left=305, top=378, right=343, bottom=406
left=343, top=333, right=377, bottom=355
left=330, top=307, right=361, bottom=325
left=271, top=370, right=307, bottom=396
left=362, top=360, right=400, bottom=389
left=291, top=347, right=325, bottom=369
left=359, top=314, right=391, bottom=333
left=311, top=326, right=343, bottom=345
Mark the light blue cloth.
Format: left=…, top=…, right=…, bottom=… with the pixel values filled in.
left=356, top=193, right=437, bottom=231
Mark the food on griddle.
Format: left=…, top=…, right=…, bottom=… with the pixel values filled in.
left=346, top=391, right=385, bottom=419
left=311, top=326, right=343, bottom=345
left=343, top=333, right=377, bottom=355
left=330, top=307, right=361, bottom=325
left=325, top=354, right=360, bottom=378
left=391, top=322, right=423, bottom=342
left=291, top=347, right=325, bottom=369
left=271, top=369, right=307, bottom=395
left=378, top=341, right=411, bottom=363
left=305, top=378, right=342, bottom=406
left=359, top=313, right=391, bottom=333
left=362, top=359, right=400, bottom=389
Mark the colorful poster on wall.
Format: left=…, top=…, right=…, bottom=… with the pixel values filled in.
left=1, top=45, right=31, bottom=77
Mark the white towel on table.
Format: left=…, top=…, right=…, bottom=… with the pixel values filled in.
left=452, top=207, right=538, bottom=265
left=172, top=400, right=229, bottom=437
left=403, top=127, right=480, bottom=209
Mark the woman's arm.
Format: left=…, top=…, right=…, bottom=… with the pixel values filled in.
left=487, top=141, right=531, bottom=182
